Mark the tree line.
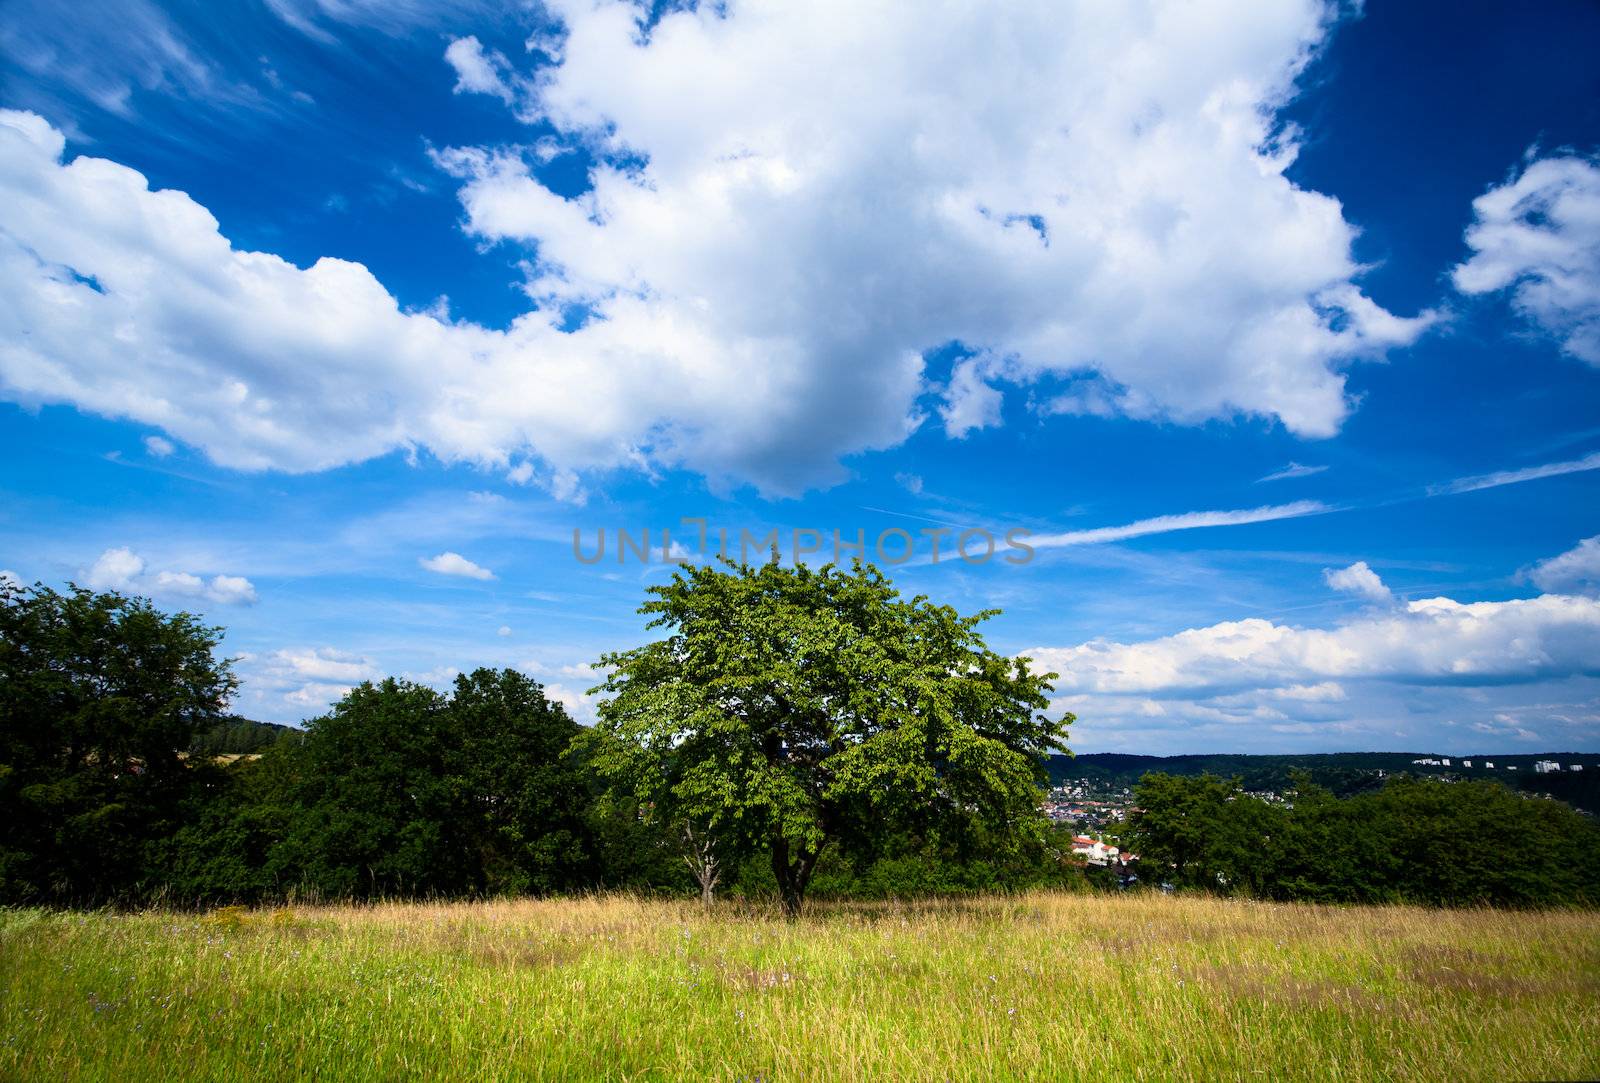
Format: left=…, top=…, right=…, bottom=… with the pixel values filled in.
left=1127, top=772, right=1600, bottom=907
left=3, top=564, right=1597, bottom=913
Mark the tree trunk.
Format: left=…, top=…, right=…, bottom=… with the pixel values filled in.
left=771, top=836, right=822, bottom=920
left=682, top=822, right=720, bottom=907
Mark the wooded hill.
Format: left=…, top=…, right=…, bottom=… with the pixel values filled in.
left=1047, top=751, right=1600, bottom=813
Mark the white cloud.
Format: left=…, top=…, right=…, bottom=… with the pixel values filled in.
left=0, top=1, right=1433, bottom=496
left=1431, top=449, right=1600, bottom=495
left=1323, top=560, right=1393, bottom=604
left=143, top=434, right=175, bottom=457
left=496, top=624, right=512, bottom=637
left=939, top=354, right=1006, bottom=438
left=85, top=546, right=146, bottom=591
left=243, top=646, right=381, bottom=714
left=1, top=0, right=254, bottom=118
left=894, top=472, right=923, bottom=494
left=419, top=551, right=495, bottom=580
left=83, top=546, right=258, bottom=604
left=272, top=647, right=378, bottom=684
left=1271, top=681, right=1346, bottom=702
left=1033, top=501, right=1330, bottom=548
left=449, top=0, right=1435, bottom=443
left=263, top=0, right=484, bottom=43
left=0, top=569, right=22, bottom=589
left=1257, top=461, right=1327, bottom=483
left=444, top=36, right=516, bottom=105
left=540, top=681, right=595, bottom=725
left=1528, top=535, right=1600, bottom=596
left=1453, top=154, right=1600, bottom=365
left=1026, top=592, right=1600, bottom=696
left=204, top=574, right=259, bottom=605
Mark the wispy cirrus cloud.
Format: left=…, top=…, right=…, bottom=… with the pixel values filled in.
left=1257, top=461, right=1328, bottom=483
left=1430, top=450, right=1600, bottom=495
left=1032, top=501, right=1332, bottom=549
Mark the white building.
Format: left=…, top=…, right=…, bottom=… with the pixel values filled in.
left=1534, top=761, right=1561, bottom=774
left=1070, top=835, right=1120, bottom=867
left=1462, top=760, right=1472, bottom=768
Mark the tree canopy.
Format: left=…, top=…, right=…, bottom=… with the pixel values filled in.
left=590, top=559, right=1071, bottom=915
left=0, top=580, right=235, bottom=903
left=1127, top=771, right=1600, bottom=906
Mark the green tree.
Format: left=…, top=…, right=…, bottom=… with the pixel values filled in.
left=276, top=678, right=467, bottom=898
left=275, top=670, right=595, bottom=900
left=448, top=667, right=592, bottom=895
left=1127, top=773, right=1284, bottom=895
left=0, top=581, right=236, bottom=904
left=591, top=559, right=1070, bottom=917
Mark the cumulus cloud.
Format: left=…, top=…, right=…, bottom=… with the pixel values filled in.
left=1453, top=154, right=1600, bottom=365
left=521, top=658, right=602, bottom=723
left=0, top=1, right=1433, bottom=496
left=1033, top=501, right=1330, bottom=548
left=84, top=546, right=145, bottom=591
left=82, top=546, right=258, bottom=604
left=444, top=36, right=517, bottom=105
left=1527, top=535, right=1600, bottom=596
left=419, top=551, right=495, bottom=580
left=143, top=434, right=176, bottom=457
left=242, top=647, right=380, bottom=714
left=1026, top=593, right=1600, bottom=696
left=1323, top=560, right=1393, bottom=604
left=0, top=569, right=21, bottom=589
left=939, top=354, right=1007, bottom=438
left=448, top=0, right=1433, bottom=440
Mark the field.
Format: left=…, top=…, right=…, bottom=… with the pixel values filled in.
left=2, top=893, right=1597, bottom=1082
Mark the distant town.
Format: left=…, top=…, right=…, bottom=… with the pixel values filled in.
left=1041, top=751, right=1600, bottom=835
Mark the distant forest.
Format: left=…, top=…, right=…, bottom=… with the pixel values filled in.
left=1048, top=751, right=1600, bottom=815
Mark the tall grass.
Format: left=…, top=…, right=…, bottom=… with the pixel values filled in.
left=2, top=892, right=1596, bottom=1081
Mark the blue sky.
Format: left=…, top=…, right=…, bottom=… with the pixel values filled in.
left=2, top=0, right=1598, bottom=754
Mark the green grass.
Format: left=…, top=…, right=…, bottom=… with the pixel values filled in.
left=2, top=893, right=1597, bottom=1081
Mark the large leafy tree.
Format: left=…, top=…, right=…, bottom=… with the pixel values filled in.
left=449, top=667, right=592, bottom=895
left=591, top=560, right=1071, bottom=917
left=0, top=581, right=236, bottom=903
left=276, top=669, right=595, bottom=899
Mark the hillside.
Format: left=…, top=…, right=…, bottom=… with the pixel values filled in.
left=1046, top=751, right=1600, bottom=813
left=188, top=717, right=303, bottom=757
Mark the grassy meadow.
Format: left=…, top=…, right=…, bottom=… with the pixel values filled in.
left=2, top=892, right=1597, bottom=1082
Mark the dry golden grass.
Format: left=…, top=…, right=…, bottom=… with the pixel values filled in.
left=2, top=892, right=1597, bottom=1081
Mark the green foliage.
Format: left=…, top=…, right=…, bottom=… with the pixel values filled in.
left=189, top=717, right=300, bottom=756
left=270, top=669, right=596, bottom=900
left=591, top=559, right=1071, bottom=915
left=448, top=667, right=593, bottom=895
left=0, top=580, right=235, bottom=904
left=6, top=575, right=1595, bottom=913
left=1129, top=771, right=1600, bottom=906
